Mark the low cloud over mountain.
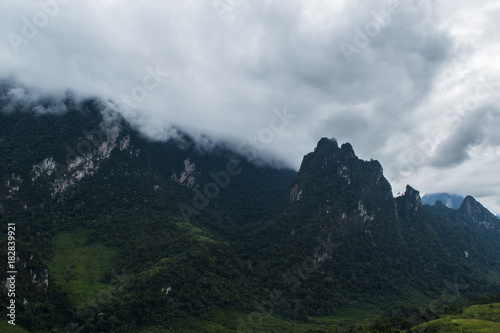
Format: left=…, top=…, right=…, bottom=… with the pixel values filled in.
left=1, top=0, right=500, bottom=212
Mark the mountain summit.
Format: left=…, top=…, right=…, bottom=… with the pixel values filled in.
left=459, top=195, right=500, bottom=231
left=293, top=137, right=391, bottom=208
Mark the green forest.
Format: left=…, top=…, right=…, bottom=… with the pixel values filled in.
left=1, top=94, right=499, bottom=332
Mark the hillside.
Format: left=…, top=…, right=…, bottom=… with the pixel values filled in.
left=1, top=93, right=500, bottom=332
left=410, top=303, right=500, bottom=333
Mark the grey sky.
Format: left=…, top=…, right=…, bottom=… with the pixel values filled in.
left=1, top=0, right=499, bottom=213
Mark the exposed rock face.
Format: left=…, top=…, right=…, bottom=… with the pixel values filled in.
left=30, top=125, right=135, bottom=196
left=288, top=137, right=394, bottom=228
left=358, top=200, right=375, bottom=223
left=30, top=268, right=49, bottom=289
left=4, top=174, right=22, bottom=198
left=32, top=157, right=57, bottom=182
left=460, top=195, right=499, bottom=231
left=398, top=185, right=422, bottom=212
left=171, top=158, right=197, bottom=187
left=290, top=183, right=302, bottom=202
left=1, top=250, right=51, bottom=311
left=120, top=134, right=131, bottom=151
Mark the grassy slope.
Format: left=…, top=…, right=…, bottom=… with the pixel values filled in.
left=462, top=303, right=500, bottom=322
left=411, top=303, right=500, bottom=333
left=48, top=230, right=117, bottom=306
left=138, top=308, right=339, bottom=332
left=136, top=303, right=500, bottom=333
left=2, top=303, right=498, bottom=333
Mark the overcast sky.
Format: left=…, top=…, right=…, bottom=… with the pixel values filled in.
left=1, top=0, right=500, bottom=214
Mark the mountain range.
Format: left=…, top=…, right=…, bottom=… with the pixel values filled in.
left=1, top=90, right=500, bottom=332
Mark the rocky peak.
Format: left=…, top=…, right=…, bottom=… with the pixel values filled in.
left=290, top=138, right=393, bottom=221
left=397, top=185, right=423, bottom=213
left=299, top=138, right=358, bottom=174
left=299, top=137, right=339, bottom=172
left=298, top=138, right=387, bottom=187
left=316, top=137, right=339, bottom=151
left=461, top=195, right=479, bottom=207
left=340, top=142, right=355, bottom=157
left=406, top=185, right=422, bottom=204
left=459, top=195, right=499, bottom=230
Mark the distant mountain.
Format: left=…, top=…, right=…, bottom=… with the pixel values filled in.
left=1, top=91, right=500, bottom=332
left=421, top=192, right=465, bottom=209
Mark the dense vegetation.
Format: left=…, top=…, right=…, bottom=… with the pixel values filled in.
left=1, top=87, right=499, bottom=332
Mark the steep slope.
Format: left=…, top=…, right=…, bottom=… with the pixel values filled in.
left=0, top=95, right=295, bottom=331
left=1, top=89, right=500, bottom=332
left=244, top=138, right=500, bottom=320
left=459, top=196, right=500, bottom=232
left=426, top=195, right=500, bottom=269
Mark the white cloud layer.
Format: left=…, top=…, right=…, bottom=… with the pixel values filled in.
left=1, top=0, right=499, bottom=213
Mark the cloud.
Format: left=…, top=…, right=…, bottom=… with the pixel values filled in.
left=0, top=0, right=499, bottom=213
left=430, top=107, right=490, bottom=168
left=0, top=82, right=68, bottom=114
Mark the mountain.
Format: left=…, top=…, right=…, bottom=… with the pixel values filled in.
left=421, top=192, right=465, bottom=209
left=250, top=139, right=500, bottom=319
left=459, top=195, right=500, bottom=231
left=1, top=92, right=500, bottom=332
